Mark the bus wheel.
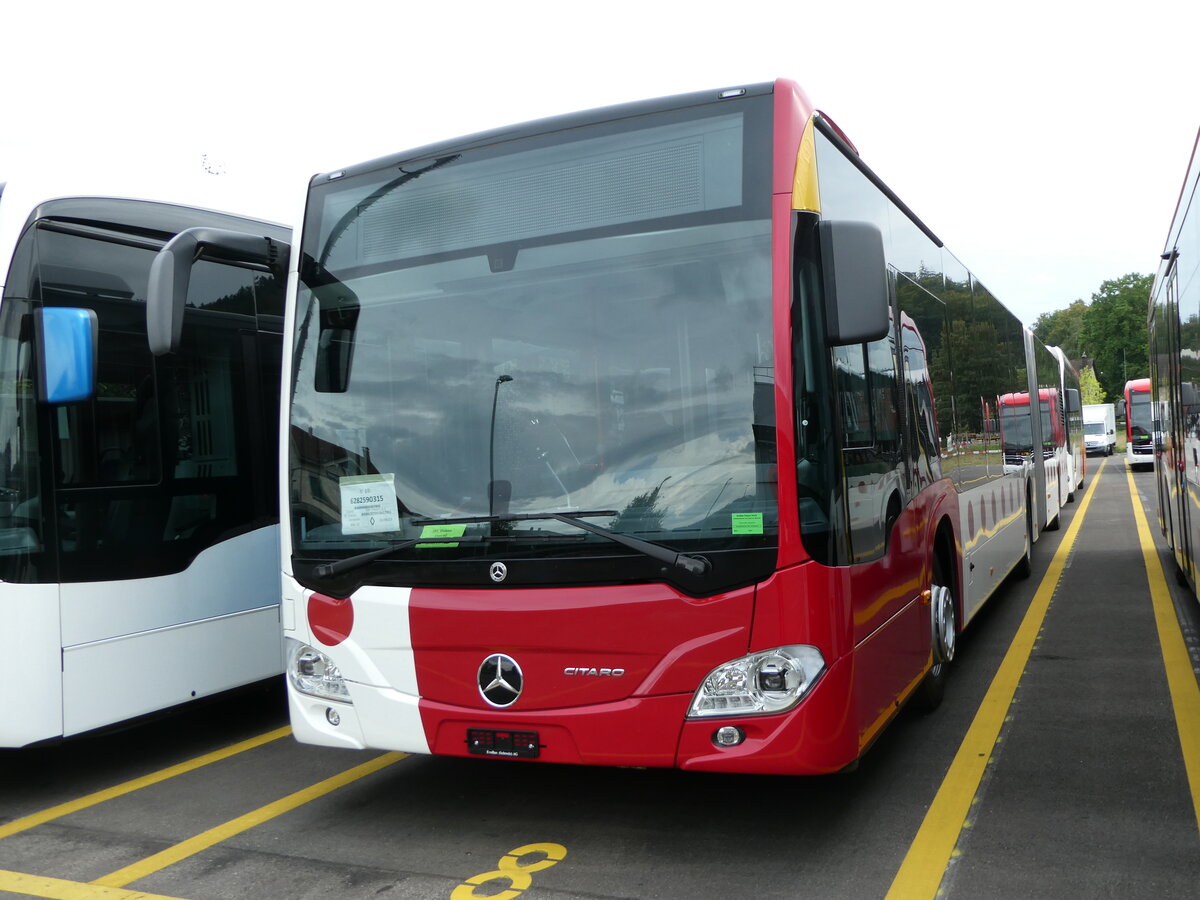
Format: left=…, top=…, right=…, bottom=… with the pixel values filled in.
left=915, top=553, right=957, bottom=711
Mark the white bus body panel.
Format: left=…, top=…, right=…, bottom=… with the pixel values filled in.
left=3, top=526, right=283, bottom=746
left=59, top=525, right=281, bottom=646
left=60, top=525, right=284, bottom=736
left=63, top=604, right=281, bottom=736
left=960, top=476, right=1028, bottom=624
left=1, top=583, right=64, bottom=747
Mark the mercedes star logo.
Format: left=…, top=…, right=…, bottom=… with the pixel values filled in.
left=478, top=654, right=523, bottom=707
left=489, top=561, right=508, bottom=583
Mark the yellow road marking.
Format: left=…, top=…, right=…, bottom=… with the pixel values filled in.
left=1126, top=468, right=1200, bottom=827
left=92, top=752, right=406, bottom=889
left=0, top=727, right=292, bottom=842
left=885, top=459, right=1105, bottom=899
left=0, top=868, right=186, bottom=900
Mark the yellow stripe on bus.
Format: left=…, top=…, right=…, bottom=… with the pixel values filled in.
left=0, top=868, right=186, bottom=900
left=1126, top=467, right=1200, bottom=828
left=92, top=752, right=406, bottom=889
left=0, top=727, right=292, bottom=842
left=885, top=458, right=1105, bottom=899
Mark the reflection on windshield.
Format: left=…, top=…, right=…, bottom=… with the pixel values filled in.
left=290, top=223, right=776, bottom=557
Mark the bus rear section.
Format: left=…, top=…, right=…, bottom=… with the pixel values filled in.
left=1126, top=378, right=1154, bottom=469
left=279, top=80, right=1040, bottom=775
left=0, top=188, right=289, bottom=746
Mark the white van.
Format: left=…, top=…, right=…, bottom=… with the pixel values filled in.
left=1083, top=403, right=1116, bottom=455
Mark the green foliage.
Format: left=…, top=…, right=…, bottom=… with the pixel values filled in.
left=1029, top=273, right=1151, bottom=404
left=1079, top=273, right=1153, bottom=402
left=1079, top=365, right=1105, bottom=403
left=1033, top=300, right=1088, bottom=362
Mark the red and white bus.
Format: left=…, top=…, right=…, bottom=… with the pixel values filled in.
left=999, top=389, right=1063, bottom=531
left=1125, top=377, right=1155, bottom=469
left=254, top=81, right=1069, bottom=774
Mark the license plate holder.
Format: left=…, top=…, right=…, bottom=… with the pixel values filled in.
left=466, top=728, right=540, bottom=759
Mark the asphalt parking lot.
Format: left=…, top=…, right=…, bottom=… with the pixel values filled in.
left=1, top=458, right=1197, bottom=900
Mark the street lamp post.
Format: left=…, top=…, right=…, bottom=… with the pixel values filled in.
left=489, top=375, right=513, bottom=516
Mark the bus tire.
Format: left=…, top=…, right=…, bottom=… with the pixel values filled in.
left=915, top=549, right=956, bottom=712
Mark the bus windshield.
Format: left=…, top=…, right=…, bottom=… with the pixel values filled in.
left=1129, top=391, right=1153, bottom=440
left=290, top=100, right=777, bottom=580
left=1000, top=404, right=1033, bottom=452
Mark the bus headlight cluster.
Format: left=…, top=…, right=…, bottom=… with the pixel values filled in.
left=287, top=640, right=351, bottom=702
left=688, top=645, right=825, bottom=717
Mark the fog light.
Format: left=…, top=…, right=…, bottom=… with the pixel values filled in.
left=326, top=707, right=341, bottom=726
left=713, top=725, right=745, bottom=747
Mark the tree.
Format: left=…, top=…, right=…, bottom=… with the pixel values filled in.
left=1079, top=273, right=1153, bottom=402
left=1033, top=299, right=1088, bottom=362
left=1079, top=364, right=1105, bottom=403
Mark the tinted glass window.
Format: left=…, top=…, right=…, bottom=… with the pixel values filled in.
left=0, top=220, right=274, bottom=580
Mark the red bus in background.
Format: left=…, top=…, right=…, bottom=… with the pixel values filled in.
left=167, top=80, right=1069, bottom=774
left=999, top=388, right=1068, bottom=533
left=1126, top=378, right=1154, bottom=469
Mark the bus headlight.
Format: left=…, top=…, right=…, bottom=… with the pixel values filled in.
left=288, top=640, right=351, bottom=702
left=688, top=645, right=825, bottom=717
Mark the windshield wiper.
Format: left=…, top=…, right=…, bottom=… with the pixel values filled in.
left=415, top=510, right=712, bottom=578
left=312, top=535, right=487, bottom=578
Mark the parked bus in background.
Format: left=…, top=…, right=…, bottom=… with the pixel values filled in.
left=998, top=388, right=1063, bottom=531
left=1148, top=126, right=1200, bottom=589
left=1050, top=345, right=1086, bottom=499
left=1125, top=377, right=1154, bottom=469
left=172, top=81, right=1062, bottom=773
left=997, top=343, right=1083, bottom=533
left=0, top=181, right=289, bottom=747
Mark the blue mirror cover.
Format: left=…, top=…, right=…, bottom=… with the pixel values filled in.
left=36, top=307, right=98, bottom=404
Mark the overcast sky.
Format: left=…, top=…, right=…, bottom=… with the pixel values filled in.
left=2, top=0, right=1197, bottom=326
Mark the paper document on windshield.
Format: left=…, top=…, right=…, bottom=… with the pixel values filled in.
left=339, top=474, right=401, bottom=534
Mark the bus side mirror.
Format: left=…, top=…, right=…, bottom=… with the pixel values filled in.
left=147, top=228, right=290, bottom=356
left=1065, top=388, right=1081, bottom=414
left=35, top=307, right=97, bottom=404
left=819, top=220, right=889, bottom=345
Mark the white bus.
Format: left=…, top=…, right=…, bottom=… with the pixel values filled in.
left=0, top=181, right=290, bottom=746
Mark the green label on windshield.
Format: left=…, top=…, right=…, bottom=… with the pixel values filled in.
left=731, top=512, right=764, bottom=535
left=417, top=523, right=466, bottom=547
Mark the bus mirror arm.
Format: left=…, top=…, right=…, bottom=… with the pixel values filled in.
left=147, top=228, right=291, bottom=356
left=819, top=220, right=889, bottom=346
